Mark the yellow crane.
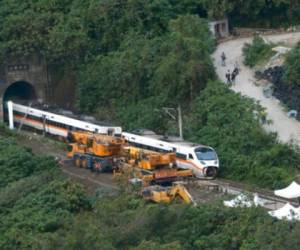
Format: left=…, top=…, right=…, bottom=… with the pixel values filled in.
left=121, top=146, right=193, bottom=185
left=122, top=146, right=176, bottom=170
left=67, top=131, right=124, bottom=171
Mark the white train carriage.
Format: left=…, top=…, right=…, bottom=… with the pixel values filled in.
left=7, top=101, right=122, bottom=137
left=122, top=130, right=219, bottom=179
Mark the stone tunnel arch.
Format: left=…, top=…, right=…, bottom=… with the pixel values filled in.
left=2, top=81, right=37, bottom=121
left=3, top=81, right=37, bottom=103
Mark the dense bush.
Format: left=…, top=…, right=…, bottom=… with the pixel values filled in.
left=243, top=35, right=273, bottom=68
left=1, top=126, right=300, bottom=249
left=0, top=138, right=89, bottom=249
left=0, top=0, right=299, bottom=63
left=76, top=15, right=216, bottom=119
left=186, top=81, right=300, bottom=188
left=283, top=42, right=300, bottom=86
left=40, top=193, right=300, bottom=250
left=0, top=138, right=57, bottom=188
left=2, top=1, right=300, bottom=248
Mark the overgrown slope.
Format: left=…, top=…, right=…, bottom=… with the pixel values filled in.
left=1, top=127, right=300, bottom=249
left=0, top=135, right=89, bottom=249
left=186, top=81, right=300, bottom=188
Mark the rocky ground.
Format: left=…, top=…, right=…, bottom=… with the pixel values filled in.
left=258, top=66, right=300, bottom=120
left=213, top=32, right=300, bottom=144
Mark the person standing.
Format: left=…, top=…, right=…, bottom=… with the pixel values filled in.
left=234, top=61, right=240, bottom=74
left=231, top=70, right=237, bottom=85
left=221, top=52, right=226, bottom=67
left=225, top=70, right=231, bottom=85
left=233, top=66, right=239, bottom=77
left=233, top=61, right=240, bottom=76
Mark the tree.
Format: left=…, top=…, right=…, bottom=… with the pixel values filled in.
left=243, top=35, right=273, bottom=68
left=283, top=43, right=300, bottom=86
left=185, top=81, right=300, bottom=188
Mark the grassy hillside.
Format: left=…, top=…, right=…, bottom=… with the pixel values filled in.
left=1, top=132, right=300, bottom=249
left=2, top=5, right=300, bottom=249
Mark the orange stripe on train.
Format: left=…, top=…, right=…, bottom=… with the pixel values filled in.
left=176, top=158, right=203, bottom=170
left=14, top=114, right=68, bottom=133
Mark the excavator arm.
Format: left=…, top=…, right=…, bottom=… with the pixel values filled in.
left=142, top=184, right=196, bottom=205
left=168, top=185, right=197, bottom=205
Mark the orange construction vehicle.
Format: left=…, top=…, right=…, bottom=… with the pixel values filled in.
left=142, top=183, right=196, bottom=205
left=123, top=146, right=176, bottom=170
left=67, top=131, right=124, bottom=172
left=122, top=146, right=193, bottom=185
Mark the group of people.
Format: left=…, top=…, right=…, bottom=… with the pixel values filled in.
left=221, top=52, right=240, bottom=86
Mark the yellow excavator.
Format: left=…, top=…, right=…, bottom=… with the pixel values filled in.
left=142, top=183, right=196, bottom=205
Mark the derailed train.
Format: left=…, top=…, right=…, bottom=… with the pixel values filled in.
left=7, top=101, right=219, bottom=178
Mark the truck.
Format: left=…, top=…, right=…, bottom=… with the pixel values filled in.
left=67, top=131, right=193, bottom=184
left=121, top=145, right=193, bottom=185
left=67, top=131, right=124, bottom=172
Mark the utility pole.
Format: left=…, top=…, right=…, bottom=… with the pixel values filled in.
left=162, top=105, right=183, bottom=140
left=42, top=114, right=46, bottom=136
left=178, top=105, right=183, bottom=140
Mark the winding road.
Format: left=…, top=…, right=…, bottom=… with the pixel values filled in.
left=213, top=32, right=300, bottom=144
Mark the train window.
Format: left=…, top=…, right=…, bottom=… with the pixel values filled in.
left=188, top=154, right=194, bottom=160
left=176, top=153, right=187, bottom=160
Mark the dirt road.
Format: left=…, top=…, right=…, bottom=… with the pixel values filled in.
left=213, top=32, right=300, bottom=144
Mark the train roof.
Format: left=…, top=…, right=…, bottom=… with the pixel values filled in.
left=13, top=101, right=120, bottom=128
left=128, top=130, right=208, bottom=149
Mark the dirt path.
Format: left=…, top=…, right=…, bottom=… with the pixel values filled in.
left=213, top=32, right=300, bottom=144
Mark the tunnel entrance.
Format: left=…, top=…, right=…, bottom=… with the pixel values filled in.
left=3, top=81, right=37, bottom=103
left=2, top=81, right=37, bottom=121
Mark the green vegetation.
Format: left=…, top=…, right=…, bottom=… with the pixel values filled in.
left=0, top=137, right=89, bottom=249
left=186, top=81, right=300, bottom=188
left=2, top=135, right=300, bottom=250
left=2, top=1, right=300, bottom=249
left=283, top=42, right=300, bottom=85
left=76, top=14, right=216, bottom=129
left=42, top=195, right=300, bottom=250
left=0, top=0, right=299, bottom=188
left=0, top=138, right=55, bottom=187
left=243, top=35, right=274, bottom=68
left=1, top=0, right=300, bottom=190
left=0, top=0, right=299, bottom=62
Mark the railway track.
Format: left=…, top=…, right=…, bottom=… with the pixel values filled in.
left=59, top=159, right=118, bottom=191
left=13, top=130, right=298, bottom=209
left=209, top=178, right=299, bottom=209
left=60, top=158, right=296, bottom=209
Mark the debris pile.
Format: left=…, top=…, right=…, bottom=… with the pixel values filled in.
left=257, top=66, right=300, bottom=120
